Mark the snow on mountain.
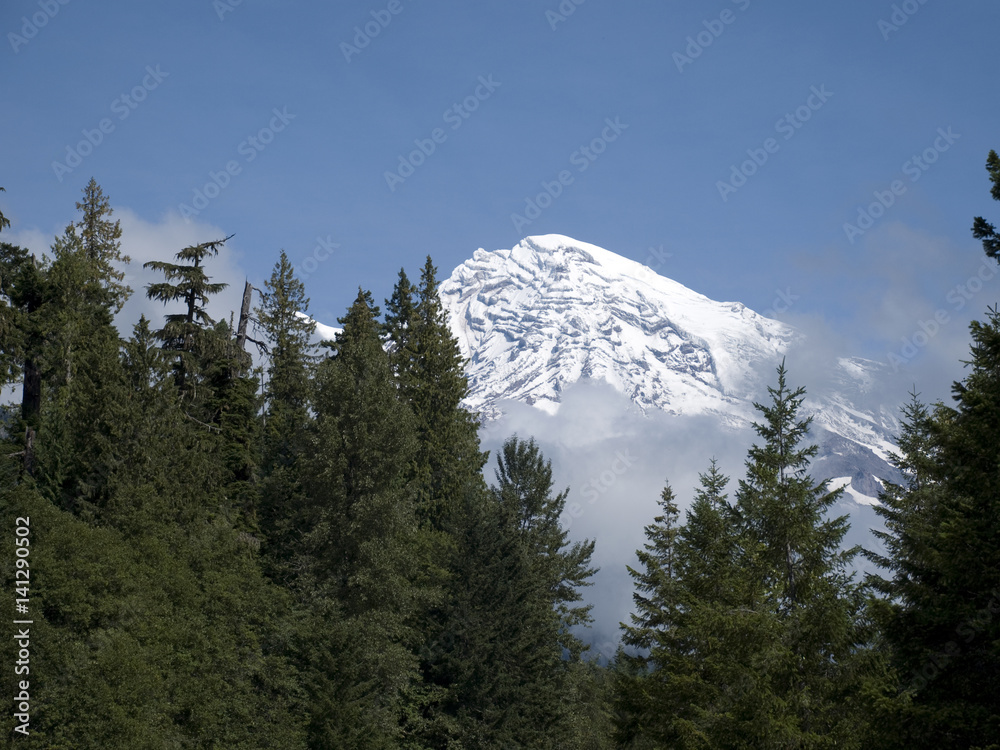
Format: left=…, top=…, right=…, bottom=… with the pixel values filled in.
left=443, top=235, right=793, bottom=419
left=294, top=311, right=341, bottom=342
left=439, top=235, right=901, bottom=499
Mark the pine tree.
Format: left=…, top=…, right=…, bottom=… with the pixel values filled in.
left=256, top=251, right=315, bottom=474
left=0, top=189, right=18, bottom=391
left=417, top=437, right=597, bottom=748
left=617, top=365, right=871, bottom=748
left=383, top=266, right=418, bottom=379
left=144, top=235, right=231, bottom=392
left=255, top=251, right=317, bottom=581
left=972, top=149, right=1000, bottom=261
left=0, top=241, right=43, bottom=414
left=72, top=177, right=131, bottom=312
left=865, top=153, right=1000, bottom=748
left=419, top=484, right=548, bottom=748
left=616, top=482, right=692, bottom=747
left=385, top=256, right=487, bottom=530
left=492, top=436, right=597, bottom=647
left=491, top=436, right=596, bottom=740
left=730, top=361, right=867, bottom=746
left=21, top=184, right=135, bottom=508
left=679, top=459, right=737, bottom=605
left=2, top=305, right=307, bottom=747
left=869, top=315, right=1000, bottom=748
left=0, top=186, right=9, bottom=233
left=296, top=289, right=419, bottom=747
left=383, top=258, right=493, bottom=744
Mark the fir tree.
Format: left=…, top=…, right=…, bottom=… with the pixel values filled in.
left=618, top=365, right=871, bottom=747
left=730, top=361, right=867, bottom=746
left=417, top=437, right=597, bottom=748
left=972, top=149, right=1000, bottom=261
left=144, top=235, right=231, bottom=392
left=385, top=256, right=487, bottom=530
left=256, top=250, right=316, bottom=474
left=255, top=251, right=317, bottom=580
left=0, top=241, right=43, bottom=415
left=616, top=481, right=692, bottom=747
left=383, top=266, right=418, bottom=380
left=869, top=315, right=1000, bottom=748
left=492, top=436, right=597, bottom=647
left=491, top=436, right=596, bottom=741
left=21, top=184, right=135, bottom=508
left=0, top=186, right=9, bottom=233
left=383, top=259, right=492, bottom=744
left=296, top=289, right=419, bottom=747
left=72, top=177, right=131, bottom=312
left=679, top=459, right=737, bottom=605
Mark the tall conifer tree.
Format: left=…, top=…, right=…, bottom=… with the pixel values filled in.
left=144, top=235, right=231, bottom=392
left=384, top=256, right=487, bottom=530
left=255, top=251, right=317, bottom=579
left=296, top=289, right=419, bottom=748
left=869, top=331, right=1000, bottom=747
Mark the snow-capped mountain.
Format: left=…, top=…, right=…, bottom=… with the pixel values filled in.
left=439, top=235, right=901, bottom=501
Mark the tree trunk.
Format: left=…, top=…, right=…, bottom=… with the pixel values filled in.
left=237, top=280, right=253, bottom=352
left=21, top=358, right=40, bottom=427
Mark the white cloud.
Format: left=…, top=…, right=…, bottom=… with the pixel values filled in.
left=479, top=379, right=756, bottom=659
left=5, top=207, right=254, bottom=343
left=115, top=208, right=251, bottom=340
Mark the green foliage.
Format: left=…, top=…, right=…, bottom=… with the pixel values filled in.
left=17, top=177, right=1000, bottom=746
left=294, top=289, right=420, bottom=747
left=385, top=256, right=487, bottom=530
left=492, top=436, right=597, bottom=644
left=0, top=185, right=9, bottom=233
left=0, top=241, right=43, bottom=394
left=972, top=149, right=1000, bottom=261
left=144, top=234, right=231, bottom=391
left=72, top=177, right=131, bottom=313
left=868, top=312, right=1000, bottom=749
left=255, top=251, right=317, bottom=580
left=413, top=437, right=599, bottom=748
left=618, top=364, right=873, bottom=748
left=1, top=433, right=306, bottom=747
left=256, top=250, right=316, bottom=473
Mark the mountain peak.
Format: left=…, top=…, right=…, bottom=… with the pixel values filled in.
left=441, top=236, right=795, bottom=420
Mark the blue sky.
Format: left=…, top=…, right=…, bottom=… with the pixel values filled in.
left=2, top=0, right=999, bottom=404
